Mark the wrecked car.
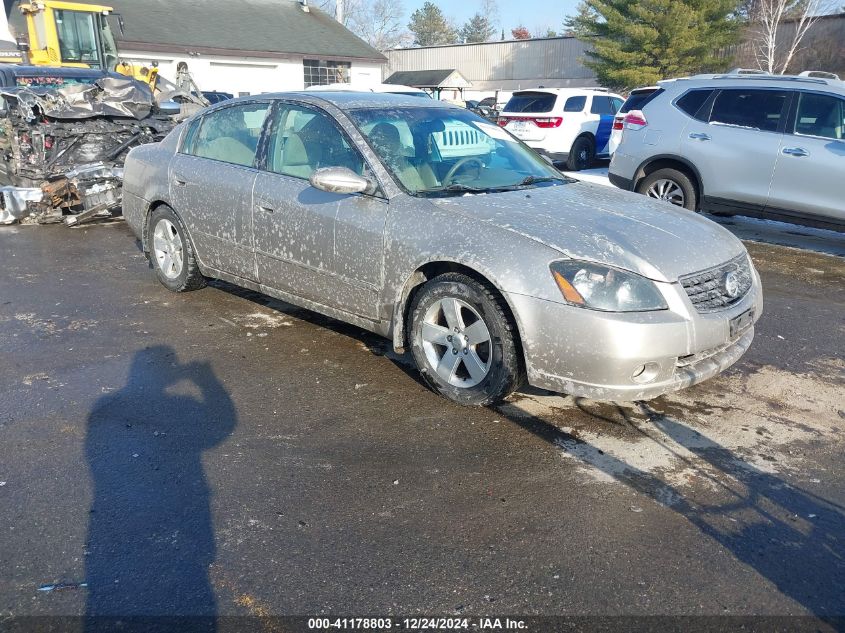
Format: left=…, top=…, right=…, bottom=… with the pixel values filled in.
left=123, top=92, right=763, bottom=406
left=0, top=73, right=175, bottom=226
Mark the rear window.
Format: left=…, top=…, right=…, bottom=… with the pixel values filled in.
left=619, top=88, right=664, bottom=114
left=564, top=95, right=587, bottom=112
left=504, top=92, right=557, bottom=113
left=675, top=89, right=713, bottom=120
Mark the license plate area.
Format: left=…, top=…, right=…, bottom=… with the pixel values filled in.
left=729, top=307, right=754, bottom=338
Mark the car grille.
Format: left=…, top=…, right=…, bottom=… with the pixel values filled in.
left=680, top=254, right=752, bottom=313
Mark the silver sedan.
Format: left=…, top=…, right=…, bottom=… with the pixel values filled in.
left=123, top=92, right=763, bottom=405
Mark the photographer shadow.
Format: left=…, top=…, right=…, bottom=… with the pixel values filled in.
left=84, top=345, right=236, bottom=631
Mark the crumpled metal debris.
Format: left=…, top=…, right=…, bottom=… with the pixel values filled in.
left=0, top=77, right=176, bottom=227
left=2, top=77, right=156, bottom=122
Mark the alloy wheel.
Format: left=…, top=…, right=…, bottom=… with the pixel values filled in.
left=420, top=297, right=492, bottom=388
left=646, top=178, right=686, bottom=206
left=152, top=218, right=184, bottom=280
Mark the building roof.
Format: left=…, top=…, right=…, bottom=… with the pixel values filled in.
left=384, top=69, right=470, bottom=89
left=8, top=0, right=386, bottom=62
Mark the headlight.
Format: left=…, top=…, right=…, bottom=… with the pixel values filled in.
left=550, top=260, right=668, bottom=312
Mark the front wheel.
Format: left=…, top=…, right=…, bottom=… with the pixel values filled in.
left=408, top=273, right=524, bottom=406
left=637, top=168, right=698, bottom=211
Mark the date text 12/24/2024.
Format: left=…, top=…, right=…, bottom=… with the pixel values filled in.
left=307, top=618, right=528, bottom=630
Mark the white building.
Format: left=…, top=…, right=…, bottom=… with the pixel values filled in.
left=10, top=0, right=386, bottom=96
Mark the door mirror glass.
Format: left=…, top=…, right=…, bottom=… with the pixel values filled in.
left=309, top=166, right=371, bottom=195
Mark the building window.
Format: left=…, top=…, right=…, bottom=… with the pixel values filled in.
left=303, top=59, right=351, bottom=88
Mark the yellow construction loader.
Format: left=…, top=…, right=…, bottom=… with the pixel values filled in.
left=1, top=1, right=159, bottom=91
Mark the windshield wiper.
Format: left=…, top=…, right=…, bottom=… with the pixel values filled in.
left=515, top=175, right=566, bottom=187
left=417, top=183, right=488, bottom=196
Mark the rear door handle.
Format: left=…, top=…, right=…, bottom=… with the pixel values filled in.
left=688, top=132, right=711, bottom=141
left=782, top=147, right=809, bottom=157
left=172, top=174, right=188, bottom=186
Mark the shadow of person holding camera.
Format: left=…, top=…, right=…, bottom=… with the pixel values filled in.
left=84, top=345, right=236, bottom=632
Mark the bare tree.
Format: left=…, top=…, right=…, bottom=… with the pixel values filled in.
left=317, top=0, right=411, bottom=50
left=349, top=0, right=412, bottom=50
left=752, top=0, right=834, bottom=73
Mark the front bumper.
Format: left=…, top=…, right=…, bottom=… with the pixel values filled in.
left=507, top=271, right=763, bottom=401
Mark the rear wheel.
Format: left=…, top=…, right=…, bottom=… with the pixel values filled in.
left=147, top=205, right=206, bottom=292
left=566, top=136, right=595, bottom=171
left=637, top=168, right=698, bottom=211
left=408, top=273, right=524, bottom=406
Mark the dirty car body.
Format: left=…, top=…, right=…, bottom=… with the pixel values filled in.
left=123, top=92, right=763, bottom=404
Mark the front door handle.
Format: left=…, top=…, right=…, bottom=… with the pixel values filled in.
left=255, top=203, right=275, bottom=214
left=782, top=147, right=809, bottom=157
left=688, top=132, right=711, bottom=141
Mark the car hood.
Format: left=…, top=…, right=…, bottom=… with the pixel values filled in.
left=430, top=181, right=745, bottom=282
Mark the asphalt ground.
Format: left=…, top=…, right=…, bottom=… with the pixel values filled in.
left=0, top=219, right=843, bottom=632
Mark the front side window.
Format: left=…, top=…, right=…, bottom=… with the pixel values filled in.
left=590, top=96, right=615, bottom=115
left=188, top=103, right=270, bottom=167
left=303, top=60, right=351, bottom=88
left=266, top=104, right=364, bottom=179
left=794, top=92, right=845, bottom=140
left=55, top=10, right=101, bottom=66
left=709, top=89, right=789, bottom=132
left=348, top=106, right=568, bottom=196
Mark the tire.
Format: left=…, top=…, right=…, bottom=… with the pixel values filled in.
left=407, top=273, right=524, bottom=406
left=637, top=168, right=698, bottom=211
left=566, top=136, right=595, bottom=171
left=146, top=205, right=206, bottom=292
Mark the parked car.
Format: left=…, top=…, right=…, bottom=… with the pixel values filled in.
left=498, top=88, right=624, bottom=170
left=466, top=99, right=497, bottom=120
left=609, top=70, right=845, bottom=232
left=305, top=83, right=431, bottom=98
left=202, top=91, right=234, bottom=104
left=123, top=92, right=762, bottom=406
left=608, top=86, right=662, bottom=156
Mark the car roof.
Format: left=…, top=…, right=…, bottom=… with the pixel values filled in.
left=218, top=91, right=458, bottom=112
left=658, top=73, right=845, bottom=94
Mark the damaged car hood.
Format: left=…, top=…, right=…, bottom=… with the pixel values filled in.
left=1, top=76, right=155, bottom=121
left=430, top=180, right=745, bottom=282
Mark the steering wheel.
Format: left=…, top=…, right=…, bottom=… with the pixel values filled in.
left=442, top=157, right=484, bottom=186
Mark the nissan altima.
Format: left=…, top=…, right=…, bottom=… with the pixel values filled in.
left=123, top=92, right=762, bottom=406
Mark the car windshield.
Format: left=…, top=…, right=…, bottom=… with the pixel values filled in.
left=348, top=106, right=569, bottom=197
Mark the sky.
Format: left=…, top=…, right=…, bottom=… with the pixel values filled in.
left=403, top=0, right=583, bottom=37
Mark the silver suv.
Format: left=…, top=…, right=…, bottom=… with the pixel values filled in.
left=609, top=70, right=845, bottom=232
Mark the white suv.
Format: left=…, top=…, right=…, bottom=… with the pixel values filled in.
left=498, top=88, right=624, bottom=170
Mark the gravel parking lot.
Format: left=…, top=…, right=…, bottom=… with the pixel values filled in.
left=1, top=219, right=843, bottom=627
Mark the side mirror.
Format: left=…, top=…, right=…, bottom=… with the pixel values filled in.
left=540, top=154, right=555, bottom=166
left=309, top=167, right=372, bottom=195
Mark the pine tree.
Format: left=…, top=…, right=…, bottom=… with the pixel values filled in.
left=408, top=2, right=459, bottom=46
left=565, top=0, right=740, bottom=91
left=461, top=13, right=495, bottom=43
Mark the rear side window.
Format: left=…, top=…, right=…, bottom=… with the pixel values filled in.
left=794, top=92, right=845, bottom=140
left=504, top=92, right=557, bottom=113
left=590, top=95, right=616, bottom=115
left=189, top=103, right=271, bottom=167
left=180, top=117, right=202, bottom=154
left=564, top=95, right=587, bottom=112
left=676, top=89, right=713, bottom=120
left=619, top=88, right=664, bottom=114
left=709, top=89, right=789, bottom=132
